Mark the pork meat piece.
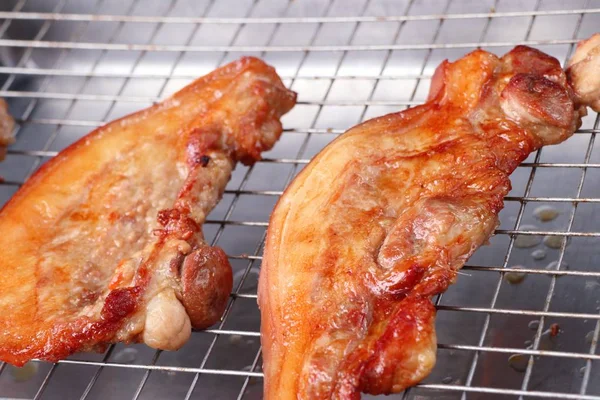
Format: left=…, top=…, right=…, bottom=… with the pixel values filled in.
left=258, top=35, right=600, bottom=399
left=0, top=57, right=296, bottom=366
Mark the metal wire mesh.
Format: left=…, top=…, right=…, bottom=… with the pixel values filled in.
left=0, top=0, right=599, bottom=399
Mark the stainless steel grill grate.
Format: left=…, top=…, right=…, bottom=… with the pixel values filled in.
left=0, top=0, right=599, bottom=399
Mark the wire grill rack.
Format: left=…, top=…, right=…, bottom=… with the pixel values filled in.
left=0, top=0, right=599, bottom=398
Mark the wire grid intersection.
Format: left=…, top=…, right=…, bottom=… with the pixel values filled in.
left=0, top=0, right=599, bottom=399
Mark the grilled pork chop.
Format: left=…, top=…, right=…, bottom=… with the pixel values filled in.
left=0, top=57, right=295, bottom=366
left=258, top=35, right=600, bottom=399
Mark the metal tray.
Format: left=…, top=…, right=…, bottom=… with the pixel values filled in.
left=0, top=0, right=599, bottom=398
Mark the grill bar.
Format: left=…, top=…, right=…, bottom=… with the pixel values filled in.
left=419, top=384, right=600, bottom=400
left=0, top=65, right=437, bottom=80
left=7, top=117, right=600, bottom=137
left=521, top=4, right=595, bottom=385
left=2, top=8, right=600, bottom=24
left=236, top=345, right=262, bottom=400
left=79, top=345, right=117, bottom=400
left=9, top=148, right=600, bottom=169
left=0, top=90, right=429, bottom=105
left=0, top=37, right=582, bottom=52
left=581, top=313, right=600, bottom=395
left=461, top=1, right=544, bottom=395
left=36, top=341, right=600, bottom=371
left=580, top=105, right=600, bottom=395
left=567, top=122, right=598, bottom=397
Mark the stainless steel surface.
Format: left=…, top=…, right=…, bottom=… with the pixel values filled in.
left=0, top=0, right=599, bottom=399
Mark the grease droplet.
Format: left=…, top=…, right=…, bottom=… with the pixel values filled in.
left=531, top=249, right=547, bottom=260
left=533, top=206, right=560, bottom=222
left=585, top=280, right=600, bottom=291
left=505, top=266, right=527, bottom=284
left=113, top=348, right=138, bottom=364
left=543, top=235, right=565, bottom=249
left=514, top=226, right=542, bottom=248
left=235, top=266, right=260, bottom=293
left=586, top=331, right=596, bottom=344
left=508, top=354, right=528, bottom=372
left=546, top=260, right=569, bottom=274
left=229, top=334, right=243, bottom=344
left=528, top=320, right=540, bottom=330
left=442, top=376, right=453, bottom=384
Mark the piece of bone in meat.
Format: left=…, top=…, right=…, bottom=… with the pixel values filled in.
left=0, top=57, right=296, bottom=366
left=258, top=35, right=600, bottom=399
